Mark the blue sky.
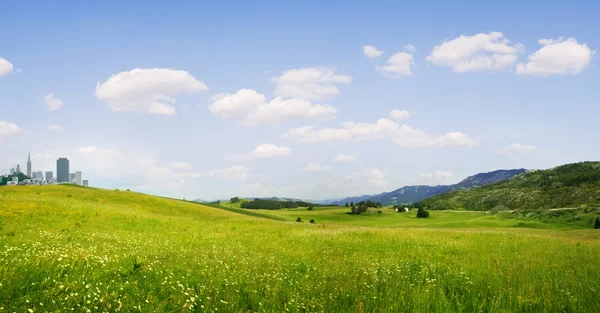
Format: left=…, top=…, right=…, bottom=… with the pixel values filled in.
left=1, top=0, right=598, bottom=200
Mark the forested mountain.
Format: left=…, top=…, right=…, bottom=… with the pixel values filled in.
left=417, top=162, right=600, bottom=211
left=331, top=169, right=526, bottom=206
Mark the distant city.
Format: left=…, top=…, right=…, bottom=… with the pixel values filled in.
left=2, top=153, right=89, bottom=187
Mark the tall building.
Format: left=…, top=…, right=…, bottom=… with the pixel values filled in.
left=45, top=171, right=54, bottom=182
left=75, top=171, right=82, bottom=185
left=9, top=168, right=15, bottom=175
left=16, top=164, right=20, bottom=174
left=32, top=172, right=37, bottom=179
left=69, top=173, right=76, bottom=183
left=56, top=158, right=69, bottom=183
left=27, top=153, right=32, bottom=177
left=82, top=180, right=89, bottom=187
left=36, top=171, right=44, bottom=180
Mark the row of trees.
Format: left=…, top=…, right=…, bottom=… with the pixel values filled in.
left=348, top=200, right=383, bottom=215
left=0, top=173, right=30, bottom=186
left=345, top=200, right=382, bottom=209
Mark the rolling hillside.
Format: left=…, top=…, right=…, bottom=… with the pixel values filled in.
left=418, top=162, right=600, bottom=211
left=332, top=169, right=526, bottom=205
left=1, top=185, right=600, bottom=312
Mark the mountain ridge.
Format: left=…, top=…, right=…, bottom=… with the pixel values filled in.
left=331, top=168, right=527, bottom=206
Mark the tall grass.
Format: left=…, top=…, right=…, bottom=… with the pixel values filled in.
left=0, top=185, right=599, bottom=312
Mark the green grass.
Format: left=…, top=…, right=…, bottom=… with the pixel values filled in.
left=1, top=185, right=600, bottom=312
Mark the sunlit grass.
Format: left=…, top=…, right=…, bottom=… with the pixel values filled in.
left=1, top=185, right=599, bottom=312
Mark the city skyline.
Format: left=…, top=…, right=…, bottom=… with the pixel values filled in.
left=1, top=1, right=599, bottom=200
left=2, top=153, right=87, bottom=186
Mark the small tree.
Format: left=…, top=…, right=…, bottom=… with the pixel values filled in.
left=230, top=197, right=240, bottom=203
left=595, top=217, right=600, bottom=229
left=351, top=205, right=357, bottom=214
left=308, top=205, right=314, bottom=211
left=296, top=217, right=303, bottom=222
left=416, top=207, right=430, bottom=218
left=350, top=202, right=354, bottom=207
left=309, top=219, right=315, bottom=224
left=345, top=202, right=349, bottom=207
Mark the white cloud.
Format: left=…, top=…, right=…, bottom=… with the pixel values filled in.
left=0, top=58, right=14, bottom=77
left=209, top=165, right=251, bottom=180
left=47, top=125, right=63, bottom=131
left=333, top=154, right=358, bottom=163
left=44, top=93, right=64, bottom=111
left=95, top=68, right=208, bottom=116
left=240, top=182, right=276, bottom=197
left=272, top=67, right=352, bottom=101
left=302, top=162, right=333, bottom=173
left=0, top=121, right=25, bottom=140
left=378, top=52, right=415, bottom=77
left=420, top=170, right=453, bottom=179
left=352, top=168, right=389, bottom=187
left=169, top=161, right=193, bottom=170
left=249, top=144, right=291, bottom=159
left=209, top=89, right=336, bottom=126
left=283, top=116, right=478, bottom=148
left=404, top=44, right=416, bottom=53
left=389, top=109, right=411, bottom=120
left=501, top=143, right=537, bottom=153
left=362, top=45, right=384, bottom=59
left=427, top=32, right=522, bottom=72
left=516, top=38, right=595, bottom=76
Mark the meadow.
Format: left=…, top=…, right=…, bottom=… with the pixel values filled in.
left=1, top=185, right=600, bottom=312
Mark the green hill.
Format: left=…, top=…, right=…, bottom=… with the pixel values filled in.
left=418, top=161, right=600, bottom=211
left=1, top=185, right=600, bottom=312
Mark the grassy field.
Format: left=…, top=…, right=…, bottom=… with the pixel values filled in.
left=1, top=186, right=600, bottom=312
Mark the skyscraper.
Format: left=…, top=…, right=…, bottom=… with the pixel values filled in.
left=27, top=153, right=32, bottom=177
left=45, top=171, right=54, bottom=182
left=69, top=173, right=76, bottom=183
left=36, top=171, right=44, bottom=180
left=75, top=171, right=82, bottom=185
left=82, top=180, right=89, bottom=187
left=16, top=164, right=20, bottom=174
left=56, top=158, right=69, bottom=183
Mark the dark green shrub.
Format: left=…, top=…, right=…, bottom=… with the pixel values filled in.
left=377, top=210, right=382, bottom=214
left=309, top=219, right=315, bottom=224
left=416, top=207, right=430, bottom=218
left=595, top=217, right=600, bottom=229
left=308, top=205, right=313, bottom=211
left=296, top=217, right=302, bottom=222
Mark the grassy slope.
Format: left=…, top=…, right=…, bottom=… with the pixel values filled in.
left=419, top=162, right=600, bottom=213
left=255, top=206, right=600, bottom=230
left=0, top=185, right=599, bottom=312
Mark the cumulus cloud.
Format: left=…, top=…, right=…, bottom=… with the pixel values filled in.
left=516, top=38, right=595, bottom=76
left=352, top=168, right=389, bottom=187
left=420, top=170, right=453, bottom=179
left=0, top=57, right=14, bottom=77
left=249, top=144, right=291, bottom=159
left=283, top=116, right=478, bottom=148
left=389, top=109, right=411, bottom=120
left=302, top=162, right=333, bottom=173
left=332, top=154, right=358, bottom=163
left=209, top=89, right=336, bottom=126
left=169, top=161, right=193, bottom=170
left=47, top=125, right=63, bottom=131
left=95, top=68, right=208, bottom=116
left=378, top=52, right=415, bottom=77
left=362, top=45, right=384, bottom=59
left=500, top=143, right=537, bottom=153
left=427, top=32, right=522, bottom=72
left=44, top=93, right=64, bottom=111
left=272, top=67, right=352, bottom=101
left=209, top=165, right=251, bottom=180
left=0, top=121, right=25, bottom=140
left=404, top=44, right=416, bottom=53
